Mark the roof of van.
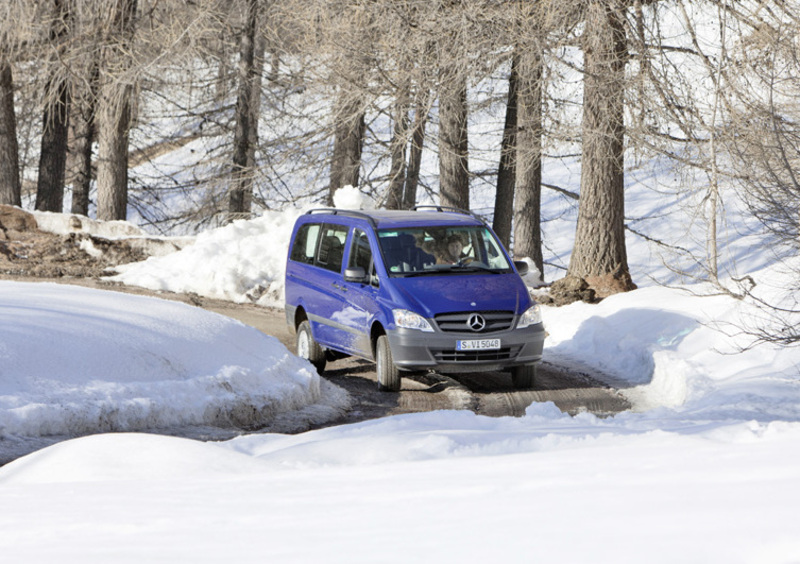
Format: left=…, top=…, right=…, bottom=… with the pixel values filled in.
left=303, top=208, right=486, bottom=229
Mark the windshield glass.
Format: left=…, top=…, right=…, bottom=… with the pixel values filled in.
left=377, top=226, right=513, bottom=276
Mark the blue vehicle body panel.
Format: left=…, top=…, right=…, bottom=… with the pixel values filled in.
left=385, top=275, right=530, bottom=319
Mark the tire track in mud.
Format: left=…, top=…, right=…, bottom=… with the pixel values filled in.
left=200, top=300, right=632, bottom=423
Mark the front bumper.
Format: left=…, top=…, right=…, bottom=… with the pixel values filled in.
left=386, top=323, right=545, bottom=374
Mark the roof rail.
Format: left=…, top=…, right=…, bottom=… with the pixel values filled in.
left=305, top=208, right=378, bottom=227
left=412, top=205, right=488, bottom=225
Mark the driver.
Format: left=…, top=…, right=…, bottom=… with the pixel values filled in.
left=441, top=233, right=471, bottom=265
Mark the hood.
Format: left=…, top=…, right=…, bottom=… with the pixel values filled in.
left=389, top=273, right=529, bottom=318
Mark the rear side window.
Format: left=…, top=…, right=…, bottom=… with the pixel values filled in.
left=290, top=223, right=321, bottom=264
left=315, top=224, right=348, bottom=273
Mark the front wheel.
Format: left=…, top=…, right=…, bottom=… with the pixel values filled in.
left=297, top=320, right=326, bottom=373
left=375, top=335, right=401, bottom=392
left=511, top=364, right=537, bottom=390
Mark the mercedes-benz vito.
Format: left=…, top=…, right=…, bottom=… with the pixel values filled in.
left=284, top=206, right=545, bottom=391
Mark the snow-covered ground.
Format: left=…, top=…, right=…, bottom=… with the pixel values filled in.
left=2, top=183, right=800, bottom=562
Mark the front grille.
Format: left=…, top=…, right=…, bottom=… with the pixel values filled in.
left=434, top=311, right=515, bottom=333
left=433, top=346, right=521, bottom=363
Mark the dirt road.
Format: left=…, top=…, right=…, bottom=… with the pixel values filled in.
left=199, top=297, right=631, bottom=425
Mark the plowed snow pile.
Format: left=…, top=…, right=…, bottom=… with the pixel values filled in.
left=0, top=281, right=349, bottom=464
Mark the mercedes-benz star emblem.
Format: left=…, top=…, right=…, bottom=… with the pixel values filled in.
left=467, top=313, right=486, bottom=332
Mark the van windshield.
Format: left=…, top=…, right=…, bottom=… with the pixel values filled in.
left=377, top=226, right=513, bottom=277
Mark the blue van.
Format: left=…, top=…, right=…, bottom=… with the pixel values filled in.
left=284, top=207, right=545, bottom=391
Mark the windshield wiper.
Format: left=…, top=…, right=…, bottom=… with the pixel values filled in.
left=396, top=270, right=438, bottom=277
left=450, top=263, right=505, bottom=274
left=395, top=263, right=507, bottom=277
left=410, top=264, right=505, bottom=275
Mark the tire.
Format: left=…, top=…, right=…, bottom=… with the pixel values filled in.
left=375, top=334, right=401, bottom=392
left=297, top=320, right=326, bottom=373
left=511, top=364, right=537, bottom=390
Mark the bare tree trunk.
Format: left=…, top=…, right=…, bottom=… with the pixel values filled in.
left=96, top=81, right=132, bottom=220
left=438, top=65, right=469, bottom=209
left=229, top=0, right=261, bottom=217
left=35, top=0, right=71, bottom=213
left=96, top=0, right=138, bottom=221
left=568, top=0, right=634, bottom=296
left=328, top=94, right=365, bottom=205
left=705, top=0, right=729, bottom=285
left=513, top=46, right=544, bottom=280
left=494, top=53, right=518, bottom=249
left=403, top=87, right=430, bottom=210
left=385, top=79, right=410, bottom=210
left=35, top=80, right=69, bottom=212
left=245, top=31, right=266, bottom=211
left=0, top=61, right=21, bottom=206
left=69, top=62, right=98, bottom=216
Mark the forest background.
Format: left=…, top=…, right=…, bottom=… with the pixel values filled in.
left=2, top=0, right=800, bottom=343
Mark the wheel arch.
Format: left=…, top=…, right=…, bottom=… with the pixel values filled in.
left=293, top=305, right=308, bottom=330
left=369, top=320, right=386, bottom=359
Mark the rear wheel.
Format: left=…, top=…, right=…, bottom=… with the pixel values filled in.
left=511, top=364, right=537, bottom=390
left=375, top=335, right=401, bottom=391
left=297, top=320, right=326, bottom=373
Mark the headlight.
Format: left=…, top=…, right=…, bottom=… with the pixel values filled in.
left=517, top=304, right=542, bottom=328
left=393, top=309, right=434, bottom=332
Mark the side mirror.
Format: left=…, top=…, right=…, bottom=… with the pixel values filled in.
left=344, top=266, right=367, bottom=283
left=514, top=261, right=529, bottom=276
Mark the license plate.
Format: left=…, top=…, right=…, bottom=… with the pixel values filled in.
left=456, top=338, right=501, bottom=351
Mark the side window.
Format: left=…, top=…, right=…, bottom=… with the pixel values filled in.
left=480, top=228, right=510, bottom=269
left=315, top=223, right=348, bottom=273
left=348, top=229, right=378, bottom=286
left=290, top=223, right=320, bottom=264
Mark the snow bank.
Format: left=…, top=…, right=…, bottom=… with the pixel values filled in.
left=543, top=280, right=800, bottom=421
left=0, top=433, right=268, bottom=484
left=0, top=281, right=349, bottom=444
left=2, top=408, right=799, bottom=563
left=109, top=186, right=377, bottom=306
left=110, top=209, right=304, bottom=305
